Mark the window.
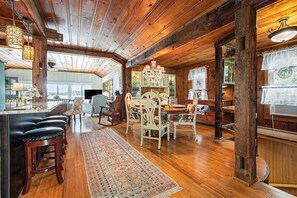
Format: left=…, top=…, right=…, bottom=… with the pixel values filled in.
left=261, top=47, right=297, bottom=106
left=131, top=72, right=141, bottom=97
left=47, top=83, right=92, bottom=100
left=188, top=66, right=208, bottom=100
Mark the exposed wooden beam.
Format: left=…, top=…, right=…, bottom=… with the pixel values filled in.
left=47, top=46, right=127, bottom=65
left=234, top=3, right=257, bottom=185
left=32, top=36, right=47, bottom=102
left=127, top=0, right=276, bottom=68
left=4, top=1, right=62, bottom=41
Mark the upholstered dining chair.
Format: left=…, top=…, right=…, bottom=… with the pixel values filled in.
left=140, top=92, right=170, bottom=149
left=98, top=94, right=123, bottom=126
left=125, top=93, right=140, bottom=134
left=173, top=92, right=198, bottom=141
left=64, top=97, right=83, bottom=124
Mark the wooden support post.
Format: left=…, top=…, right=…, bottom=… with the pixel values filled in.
left=121, top=63, right=127, bottom=121
left=214, top=44, right=223, bottom=139
left=32, top=36, right=47, bottom=102
left=234, top=4, right=257, bottom=185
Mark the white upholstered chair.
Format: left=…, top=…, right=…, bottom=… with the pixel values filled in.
left=173, top=92, right=198, bottom=142
left=125, top=93, right=140, bottom=134
left=140, top=92, right=170, bottom=149
left=83, top=94, right=108, bottom=116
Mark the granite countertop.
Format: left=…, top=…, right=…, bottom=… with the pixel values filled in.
left=0, top=101, right=64, bottom=115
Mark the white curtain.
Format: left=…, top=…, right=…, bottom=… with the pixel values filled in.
left=188, top=66, right=207, bottom=90
left=262, top=46, right=297, bottom=70
left=188, top=66, right=208, bottom=100
left=261, top=86, right=297, bottom=106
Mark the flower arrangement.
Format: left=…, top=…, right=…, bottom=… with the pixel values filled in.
left=24, top=85, right=42, bottom=99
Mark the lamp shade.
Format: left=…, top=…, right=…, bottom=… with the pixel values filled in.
left=22, top=45, right=34, bottom=61
left=6, top=25, right=23, bottom=49
left=268, top=26, right=297, bottom=43
left=12, top=83, right=25, bottom=91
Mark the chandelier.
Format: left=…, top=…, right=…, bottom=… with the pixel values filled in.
left=142, top=60, right=165, bottom=85
left=6, top=0, right=23, bottom=48
left=22, top=18, right=34, bottom=61
left=268, top=17, right=297, bottom=43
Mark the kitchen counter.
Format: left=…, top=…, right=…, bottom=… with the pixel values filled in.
left=0, top=101, right=64, bottom=115
left=0, top=101, right=66, bottom=197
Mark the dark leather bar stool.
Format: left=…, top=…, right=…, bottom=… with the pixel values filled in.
left=21, top=127, right=64, bottom=194
left=43, top=115, right=68, bottom=123
left=36, top=120, right=68, bottom=146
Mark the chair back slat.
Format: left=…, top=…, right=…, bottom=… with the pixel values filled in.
left=140, top=92, right=161, bottom=129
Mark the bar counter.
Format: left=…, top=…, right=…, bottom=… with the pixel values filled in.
left=0, top=101, right=65, bottom=197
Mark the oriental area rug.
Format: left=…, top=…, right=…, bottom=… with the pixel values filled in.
left=80, top=128, right=182, bottom=198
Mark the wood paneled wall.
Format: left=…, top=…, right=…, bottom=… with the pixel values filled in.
left=175, top=62, right=234, bottom=103
left=258, top=137, right=297, bottom=196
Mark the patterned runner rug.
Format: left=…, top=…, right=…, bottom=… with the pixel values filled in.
left=80, top=128, right=182, bottom=198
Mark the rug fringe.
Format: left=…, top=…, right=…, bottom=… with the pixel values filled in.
left=152, top=186, right=183, bottom=198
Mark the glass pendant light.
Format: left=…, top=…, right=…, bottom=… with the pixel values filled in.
left=22, top=19, right=34, bottom=61
left=268, top=17, right=297, bottom=43
left=6, top=0, right=23, bottom=48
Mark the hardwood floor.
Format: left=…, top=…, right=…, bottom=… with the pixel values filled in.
left=20, top=116, right=294, bottom=198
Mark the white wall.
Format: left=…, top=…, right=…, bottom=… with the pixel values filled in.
left=5, top=69, right=102, bottom=88
left=102, top=69, right=122, bottom=95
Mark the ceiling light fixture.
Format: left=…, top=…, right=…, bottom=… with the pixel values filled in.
left=6, top=0, right=23, bottom=48
left=268, top=17, right=297, bottom=43
left=22, top=18, right=34, bottom=61
left=142, top=60, right=165, bottom=85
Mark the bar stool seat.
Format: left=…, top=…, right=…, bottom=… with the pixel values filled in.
left=43, top=115, right=68, bottom=123
left=21, top=127, right=64, bottom=194
left=36, top=120, right=66, bottom=130
left=35, top=120, right=68, bottom=152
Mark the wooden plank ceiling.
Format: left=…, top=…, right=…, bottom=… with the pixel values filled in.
left=0, top=0, right=297, bottom=74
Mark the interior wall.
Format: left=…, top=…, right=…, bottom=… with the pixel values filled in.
left=5, top=69, right=102, bottom=88
left=176, top=62, right=219, bottom=103
left=0, top=60, right=5, bottom=110
left=102, top=68, right=122, bottom=95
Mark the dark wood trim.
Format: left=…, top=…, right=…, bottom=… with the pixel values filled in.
left=234, top=3, right=257, bottom=185
left=214, top=32, right=235, bottom=139
left=214, top=45, right=223, bottom=139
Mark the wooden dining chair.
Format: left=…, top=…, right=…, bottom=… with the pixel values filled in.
left=98, top=94, right=123, bottom=126
left=173, top=92, right=198, bottom=141
left=125, top=93, right=140, bottom=134
left=140, top=92, right=170, bottom=149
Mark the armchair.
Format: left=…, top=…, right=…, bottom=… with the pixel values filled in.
left=83, top=94, right=108, bottom=116
left=98, top=94, right=123, bottom=126
left=173, top=92, right=198, bottom=142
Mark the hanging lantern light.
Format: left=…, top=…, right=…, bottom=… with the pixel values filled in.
left=22, top=19, right=34, bottom=61
left=6, top=0, right=23, bottom=48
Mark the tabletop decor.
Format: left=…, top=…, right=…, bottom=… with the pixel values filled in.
left=80, top=128, right=182, bottom=197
